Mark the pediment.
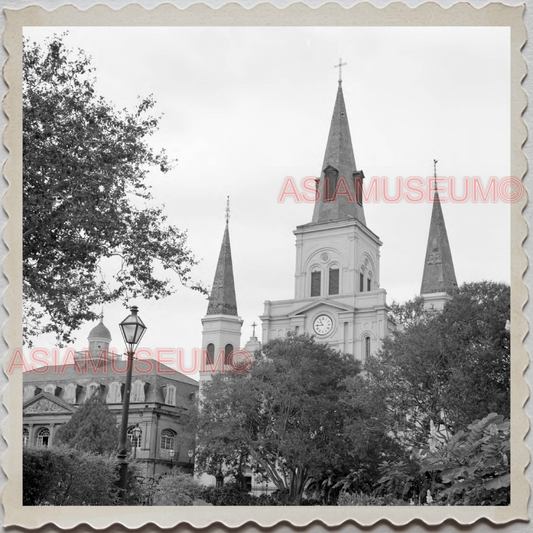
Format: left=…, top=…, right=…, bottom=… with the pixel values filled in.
left=289, top=299, right=355, bottom=317
left=23, top=392, right=77, bottom=415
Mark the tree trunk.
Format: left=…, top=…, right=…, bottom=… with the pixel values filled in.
left=289, top=467, right=308, bottom=505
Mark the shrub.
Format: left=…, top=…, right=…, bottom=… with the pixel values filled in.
left=199, top=483, right=257, bottom=506
left=151, top=471, right=203, bottom=506
left=337, top=491, right=408, bottom=506
left=23, top=446, right=119, bottom=505
left=197, top=484, right=321, bottom=506
left=418, top=413, right=510, bottom=505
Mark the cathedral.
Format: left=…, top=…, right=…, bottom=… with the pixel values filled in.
left=200, top=78, right=458, bottom=372
left=23, top=76, right=458, bottom=492
left=196, top=78, right=458, bottom=491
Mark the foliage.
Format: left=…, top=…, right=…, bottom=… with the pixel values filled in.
left=365, top=281, right=510, bottom=447
left=23, top=445, right=118, bottom=505
left=197, top=484, right=319, bottom=506
left=198, top=483, right=258, bottom=506
left=23, top=34, right=204, bottom=346
left=55, top=394, right=119, bottom=454
left=336, top=373, right=406, bottom=497
left=418, top=413, right=510, bottom=506
left=375, top=458, right=427, bottom=503
left=194, top=334, right=362, bottom=504
left=151, top=470, right=203, bottom=506
left=337, top=491, right=408, bottom=506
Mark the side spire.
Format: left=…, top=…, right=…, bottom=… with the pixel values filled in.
left=311, top=77, right=366, bottom=225
left=420, top=162, right=458, bottom=296
left=206, top=201, right=238, bottom=316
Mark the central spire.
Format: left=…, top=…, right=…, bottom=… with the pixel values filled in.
left=206, top=202, right=238, bottom=316
left=311, top=81, right=366, bottom=225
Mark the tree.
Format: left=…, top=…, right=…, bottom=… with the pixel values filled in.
left=23, top=35, right=204, bottom=346
left=195, top=334, right=362, bottom=504
left=55, top=394, right=119, bottom=454
left=364, top=281, right=510, bottom=448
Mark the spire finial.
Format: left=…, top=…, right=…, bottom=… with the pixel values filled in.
left=252, top=322, right=257, bottom=337
left=225, top=196, right=230, bottom=224
left=99, top=307, right=104, bottom=323
left=334, top=58, right=347, bottom=83
left=433, top=159, right=438, bottom=189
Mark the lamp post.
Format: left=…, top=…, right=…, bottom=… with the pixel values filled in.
left=132, top=424, right=141, bottom=461
left=188, top=449, right=194, bottom=475
left=169, top=449, right=175, bottom=470
left=117, top=306, right=147, bottom=501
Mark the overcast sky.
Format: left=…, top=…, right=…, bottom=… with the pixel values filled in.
left=24, top=26, right=511, bottom=376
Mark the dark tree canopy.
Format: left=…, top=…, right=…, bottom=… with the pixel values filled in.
left=364, top=281, right=510, bottom=447
left=195, top=334, right=363, bottom=504
left=23, top=35, right=204, bottom=346
left=55, top=394, right=119, bottom=455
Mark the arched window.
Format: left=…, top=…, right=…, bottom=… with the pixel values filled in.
left=359, top=270, right=365, bottom=292
left=160, top=429, right=177, bottom=451
left=127, top=425, right=142, bottom=448
left=86, top=383, right=100, bottom=401
left=23, top=385, right=36, bottom=402
left=224, top=344, right=233, bottom=365
left=367, top=271, right=373, bottom=292
left=131, top=380, right=145, bottom=403
left=23, top=428, right=29, bottom=446
left=364, top=336, right=371, bottom=359
left=107, top=382, right=122, bottom=404
left=37, top=428, right=50, bottom=447
left=324, top=166, right=339, bottom=201
left=206, top=343, right=215, bottom=365
left=164, top=385, right=176, bottom=406
left=311, top=268, right=321, bottom=297
left=44, top=384, right=55, bottom=395
left=329, top=267, right=339, bottom=295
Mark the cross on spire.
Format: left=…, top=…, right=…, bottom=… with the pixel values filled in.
left=252, top=322, right=257, bottom=337
left=433, top=159, right=438, bottom=190
left=334, top=58, right=347, bottom=83
left=225, top=196, right=230, bottom=224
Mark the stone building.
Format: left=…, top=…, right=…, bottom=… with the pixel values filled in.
left=23, top=319, right=198, bottom=478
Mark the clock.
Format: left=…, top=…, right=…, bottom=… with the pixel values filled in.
left=313, top=314, right=333, bottom=336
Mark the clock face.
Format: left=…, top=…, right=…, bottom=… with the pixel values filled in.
left=313, top=314, right=333, bottom=336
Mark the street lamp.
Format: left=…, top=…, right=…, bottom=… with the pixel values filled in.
left=188, top=449, right=194, bottom=475
left=132, top=424, right=141, bottom=461
left=117, top=306, right=147, bottom=500
left=169, top=449, right=175, bottom=470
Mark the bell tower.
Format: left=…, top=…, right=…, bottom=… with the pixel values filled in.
left=200, top=198, right=243, bottom=386
left=261, top=72, right=391, bottom=361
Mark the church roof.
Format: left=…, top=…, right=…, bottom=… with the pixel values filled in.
left=312, top=82, right=366, bottom=225
left=206, top=221, right=238, bottom=316
left=420, top=193, right=458, bottom=295
left=88, top=319, right=112, bottom=341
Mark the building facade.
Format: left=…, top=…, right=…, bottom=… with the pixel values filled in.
left=23, top=320, right=198, bottom=478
